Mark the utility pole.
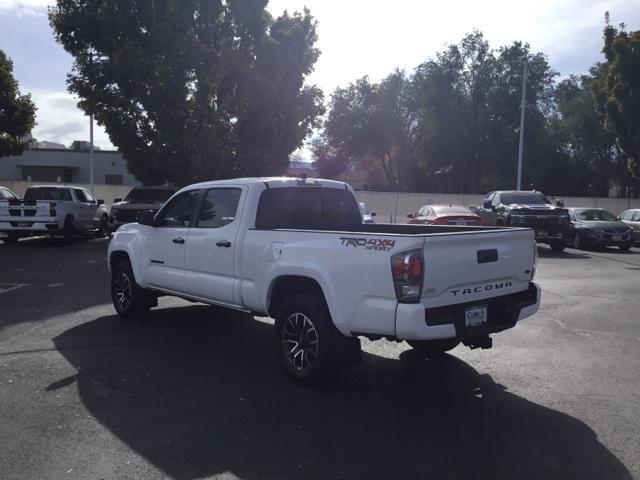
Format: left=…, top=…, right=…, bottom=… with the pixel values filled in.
left=88, top=50, right=95, bottom=194
left=89, top=113, right=94, bottom=194
left=516, top=59, right=527, bottom=191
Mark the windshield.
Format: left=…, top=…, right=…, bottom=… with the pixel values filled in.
left=24, top=187, right=71, bottom=201
left=500, top=193, right=550, bottom=205
left=575, top=209, right=618, bottom=221
left=124, top=188, right=174, bottom=203
left=433, top=206, right=472, bottom=215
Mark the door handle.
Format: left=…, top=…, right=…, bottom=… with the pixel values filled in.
left=216, top=240, right=231, bottom=248
left=172, top=237, right=185, bottom=244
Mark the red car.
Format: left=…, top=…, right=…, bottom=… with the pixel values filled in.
left=407, top=205, right=483, bottom=225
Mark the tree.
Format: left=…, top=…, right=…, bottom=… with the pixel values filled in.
left=49, top=1, right=323, bottom=185
left=314, top=72, right=415, bottom=189
left=0, top=49, right=36, bottom=157
left=601, top=20, right=640, bottom=178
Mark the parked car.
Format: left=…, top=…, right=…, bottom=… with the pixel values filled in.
left=108, top=186, right=176, bottom=232
left=568, top=208, right=634, bottom=251
left=479, top=190, right=571, bottom=252
left=108, top=177, right=540, bottom=384
left=0, top=185, right=109, bottom=244
left=619, top=209, right=640, bottom=245
left=407, top=205, right=483, bottom=225
left=358, top=202, right=376, bottom=223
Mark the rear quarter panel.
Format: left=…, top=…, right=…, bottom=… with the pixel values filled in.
left=240, top=229, right=423, bottom=336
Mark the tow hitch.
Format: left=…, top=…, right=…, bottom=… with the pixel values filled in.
left=463, top=335, right=493, bottom=350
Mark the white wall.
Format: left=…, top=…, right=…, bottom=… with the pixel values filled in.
left=354, top=190, right=640, bottom=223
left=2, top=180, right=132, bottom=207
left=3, top=180, right=639, bottom=219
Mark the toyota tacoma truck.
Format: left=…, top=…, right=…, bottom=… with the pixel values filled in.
left=108, top=178, right=541, bottom=383
left=0, top=185, right=109, bottom=244
left=479, top=190, right=570, bottom=251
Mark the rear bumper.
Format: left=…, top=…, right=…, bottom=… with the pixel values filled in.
left=395, top=282, right=541, bottom=341
left=0, top=221, right=61, bottom=234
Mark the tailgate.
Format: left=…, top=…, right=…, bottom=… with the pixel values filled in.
left=0, top=201, right=54, bottom=222
left=421, top=228, right=535, bottom=308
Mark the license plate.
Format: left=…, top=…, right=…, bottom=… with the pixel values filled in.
left=465, top=305, right=488, bottom=327
left=537, top=231, right=548, bottom=238
left=455, top=221, right=468, bottom=225
left=613, top=234, right=622, bottom=241
left=17, top=222, right=30, bottom=227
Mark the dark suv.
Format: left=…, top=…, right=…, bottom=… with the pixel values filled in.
left=108, top=186, right=176, bottom=233
left=480, top=190, right=571, bottom=252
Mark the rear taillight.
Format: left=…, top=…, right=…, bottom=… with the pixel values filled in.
left=391, top=249, right=424, bottom=302
left=50, top=202, right=57, bottom=217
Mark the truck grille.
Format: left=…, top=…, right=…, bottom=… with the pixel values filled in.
left=115, top=209, right=140, bottom=223
left=513, top=215, right=563, bottom=226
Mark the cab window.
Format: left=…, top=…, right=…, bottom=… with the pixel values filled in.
left=196, top=188, right=242, bottom=228
left=155, top=190, right=201, bottom=227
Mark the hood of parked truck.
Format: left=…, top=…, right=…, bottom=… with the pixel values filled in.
left=112, top=201, right=165, bottom=210
left=576, top=220, right=630, bottom=231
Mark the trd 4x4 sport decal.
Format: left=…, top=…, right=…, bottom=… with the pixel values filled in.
left=339, top=237, right=396, bottom=251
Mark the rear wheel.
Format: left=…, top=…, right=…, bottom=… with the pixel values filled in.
left=550, top=242, right=566, bottom=252
left=275, top=293, right=341, bottom=385
left=619, top=244, right=631, bottom=251
left=111, top=260, right=151, bottom=320
left=407, top=338, right=460, bottom=358
left=98, top=216, right=109, bottom=237
left=62, top=217, right=75, bottom=244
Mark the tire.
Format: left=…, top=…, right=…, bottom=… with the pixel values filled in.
left=3, top=233, right=18, bottom=245
left=62, top=217, right=76, bottom=244
left=98, top=216, right=109, bottom=237
left=407, top=338, right=460, bottom=358
left=573, top=232, right=582, bottom=249
left=619, top=244, right=631, bottom=252
left=550, top=242, right=566, bottom=252
left=275, top=293, right=341, bottom=385
left=111, top=260, right=151, bottom=320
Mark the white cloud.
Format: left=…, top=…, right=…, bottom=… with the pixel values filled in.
left=0, top=0, right=52, bottom=17
left=29, top=89, right=114, bottom=150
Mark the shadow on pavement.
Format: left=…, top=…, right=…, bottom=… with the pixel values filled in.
left=0, top=237, right=110, bottom=330
left=52, top=305, right=632, bottom=480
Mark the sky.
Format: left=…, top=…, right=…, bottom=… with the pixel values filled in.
left=0, top=0, right=638, bottom=153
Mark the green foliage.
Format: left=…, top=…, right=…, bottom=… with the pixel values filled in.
left=602, top=23, right=640, bottom=177
left=315, top=33, right=560, bottom=193
left=49, top=1, right=323, bottom=185
left=0, top=50, right=36, bottom=158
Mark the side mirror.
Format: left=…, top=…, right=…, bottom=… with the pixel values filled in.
left=407, top=213, right=415, bottom=219
left=482, top=200, right=492, bottom=209
left=97, top=199, right=104, bottom=205
left=137, top=210, right=157, bottom=227
left=556, top=199, right=564, bottom=207
left=371, top=212, right=377, bottom=217
left=113, top=198, right=122, bottom=204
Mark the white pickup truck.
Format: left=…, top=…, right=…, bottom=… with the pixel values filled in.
left=0, top=185, right=109, bottom=244
left=108, top=177, right=540, bottom=383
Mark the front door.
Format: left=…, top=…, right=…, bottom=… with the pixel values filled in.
left=185, top=187, right=244, bottom=305
left=144, top=189, right=201, bottom=293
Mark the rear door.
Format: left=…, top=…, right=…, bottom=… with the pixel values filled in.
left=143, top=189, right=201, bottom=293
left=184, top=186, right=245, bottom=305
left=421, top=228, right=535, bottom=308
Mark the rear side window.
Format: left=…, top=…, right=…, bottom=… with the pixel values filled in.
left=24, top=188, right=71, bottom=201
left=255, top=187, right=361, bottom=229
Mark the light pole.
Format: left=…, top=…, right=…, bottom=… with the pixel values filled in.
left=516, top=59, right=527, bottom=191
left=89, top=112, right=94, bottom=194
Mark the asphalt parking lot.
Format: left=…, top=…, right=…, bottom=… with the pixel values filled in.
left=1, top=237, right=639, bottom=480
